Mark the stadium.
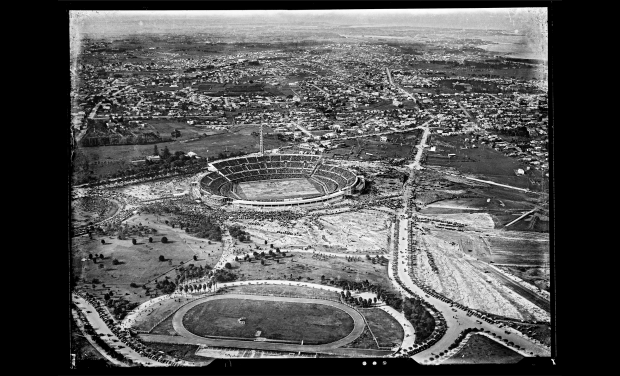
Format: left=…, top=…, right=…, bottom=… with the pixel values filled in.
left=196, top=154, right=365, bottom=209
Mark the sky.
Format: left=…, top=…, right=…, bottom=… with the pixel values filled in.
left=72, top=8, right=547, bottom=33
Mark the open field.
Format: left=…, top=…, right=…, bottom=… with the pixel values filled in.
left=238, top=209, right=391, bottom=254
left=144, top=343, right=215, bottom=364
left=487, top=237, right=549, bottom=267
left=132, top=295, right=196, bottom=332
left=322, top=130, right=421, bottom=161
left=427, top=135, right=532, bottom=189
left=444, top=334, right=524, bottom=364
left=71, top=213, right=224, bottom=305
left=498, top=266, right=549, bottom=292
left=414, top=231, right=549, bottom=321
left=182, top=299, right=354, bottom=344
left=344, top=326, right=380, bottom=350
left=142, top=119, right=228, bottom=139
left=230, top=252, right=395, bottom=294
left=362, top=308, right=404, bottom=348
left=77, top=125, right=289, bottom=175
left=223, top=284, right=340, bottom=301
left=236, top=178, right=323, bottom=201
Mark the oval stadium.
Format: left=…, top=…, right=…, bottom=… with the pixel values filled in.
left=196, top=154, right=365, bottom=209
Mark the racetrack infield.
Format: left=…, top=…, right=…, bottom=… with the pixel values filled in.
left=170, top=294, right=367, bottom=351
left=182, top=297, right=354, bottom=344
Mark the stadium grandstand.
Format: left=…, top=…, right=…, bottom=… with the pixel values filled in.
left=197, top=154, right=364, bottom=209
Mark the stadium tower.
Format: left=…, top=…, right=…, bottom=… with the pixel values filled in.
left=259, top=123, right=264, bottom=155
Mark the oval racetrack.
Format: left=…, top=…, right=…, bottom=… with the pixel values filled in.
left=170, top=294, right=366, bottom=352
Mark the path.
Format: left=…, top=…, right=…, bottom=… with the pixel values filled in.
left=505, top=208, right=538, bottom=227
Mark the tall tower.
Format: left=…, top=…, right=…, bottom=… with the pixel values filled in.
left=259, top=123, right=264, bottom=156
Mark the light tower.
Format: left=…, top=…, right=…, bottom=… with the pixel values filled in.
left=259, top=123, right=264, bottom=156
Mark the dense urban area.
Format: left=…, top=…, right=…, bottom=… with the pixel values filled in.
left=70, top=14, right=551, bottom=368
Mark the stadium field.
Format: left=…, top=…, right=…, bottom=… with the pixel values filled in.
left=235, top=178, right=323, bottom=201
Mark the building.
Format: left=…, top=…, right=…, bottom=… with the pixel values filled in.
left=380, top=136, right=388, bottom=142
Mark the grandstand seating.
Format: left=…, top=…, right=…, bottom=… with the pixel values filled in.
left=200, top=155, right=356, bottom=197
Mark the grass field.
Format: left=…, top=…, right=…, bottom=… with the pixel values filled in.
left=223, top=284, right=340, bottom=301
left=132, top=295, right=196, bottom=332
left=236, top=178, right=323, bottom=201
left=445, top=334, right=524, bottom=364
left=71, top=213, right=224, bottom=305
left=182, top=299, right=354, bottom=344
left=487, top=237, right=549, bottom=267
left=144, top=343, right=214, bottom=364
left=230, top=252, right=396, bottom=295
left=343, top=326, right=379, bottom=349
left=362, top=308, right=404, bottom=348
left=498, top=266, right=549, bottom=292
left=427, top=135, right=532, bottom=189
left=77, top=125, right=289, bottom=177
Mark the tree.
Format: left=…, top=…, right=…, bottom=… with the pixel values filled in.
left=88, top=254, right=93, bottom=259
left=235, top=256, right=239, bottom=262
left=261, top=259, right=265, bottom=266
left=374, top=297, right=377, bottom=304
left=162, top=146, right=171, bottom=159
left=159, top=255, right=165, bottom=262
left=149, top=237, right=153, bottom=243
left=162, top=237, right=168, bottom=243
left=264, top=240, right=267, bottom=245
left=101, top=240, right=105, bottom=245
left=132, top=239, right=137, bottom=245
left=112, top=258, right=120, bottom=265
left=193, top=255, right=198, bottom=261
left=225, top=262, right=232, bottom=269
left=153, top=144, right=159, bottom=156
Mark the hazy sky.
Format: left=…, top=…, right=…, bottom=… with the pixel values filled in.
left=72, top=8, right=547, bottom=33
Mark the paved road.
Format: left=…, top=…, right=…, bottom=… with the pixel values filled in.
left=168, top=294, right=366, bottom=351
left=73, top=294, right=168, bottom=366
left=72, top=308, right=129, bottom=367
left=390, top=218, right=550, bottom=361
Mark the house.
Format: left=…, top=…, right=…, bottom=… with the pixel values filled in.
left=146, top=155, right=160, bottom=162
left=380, top=136, right=388, bottom=142
left=187, top=151, right=197, bottom=158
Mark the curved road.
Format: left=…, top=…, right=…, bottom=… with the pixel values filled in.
left=170, top=294, right=366, bottom=352
left=391, top=217, right=550, bottom=362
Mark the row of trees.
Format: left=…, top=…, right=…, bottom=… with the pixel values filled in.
left=403, top=296, right=436, bottom=344
left=340, top=290, right=377, bottom=308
